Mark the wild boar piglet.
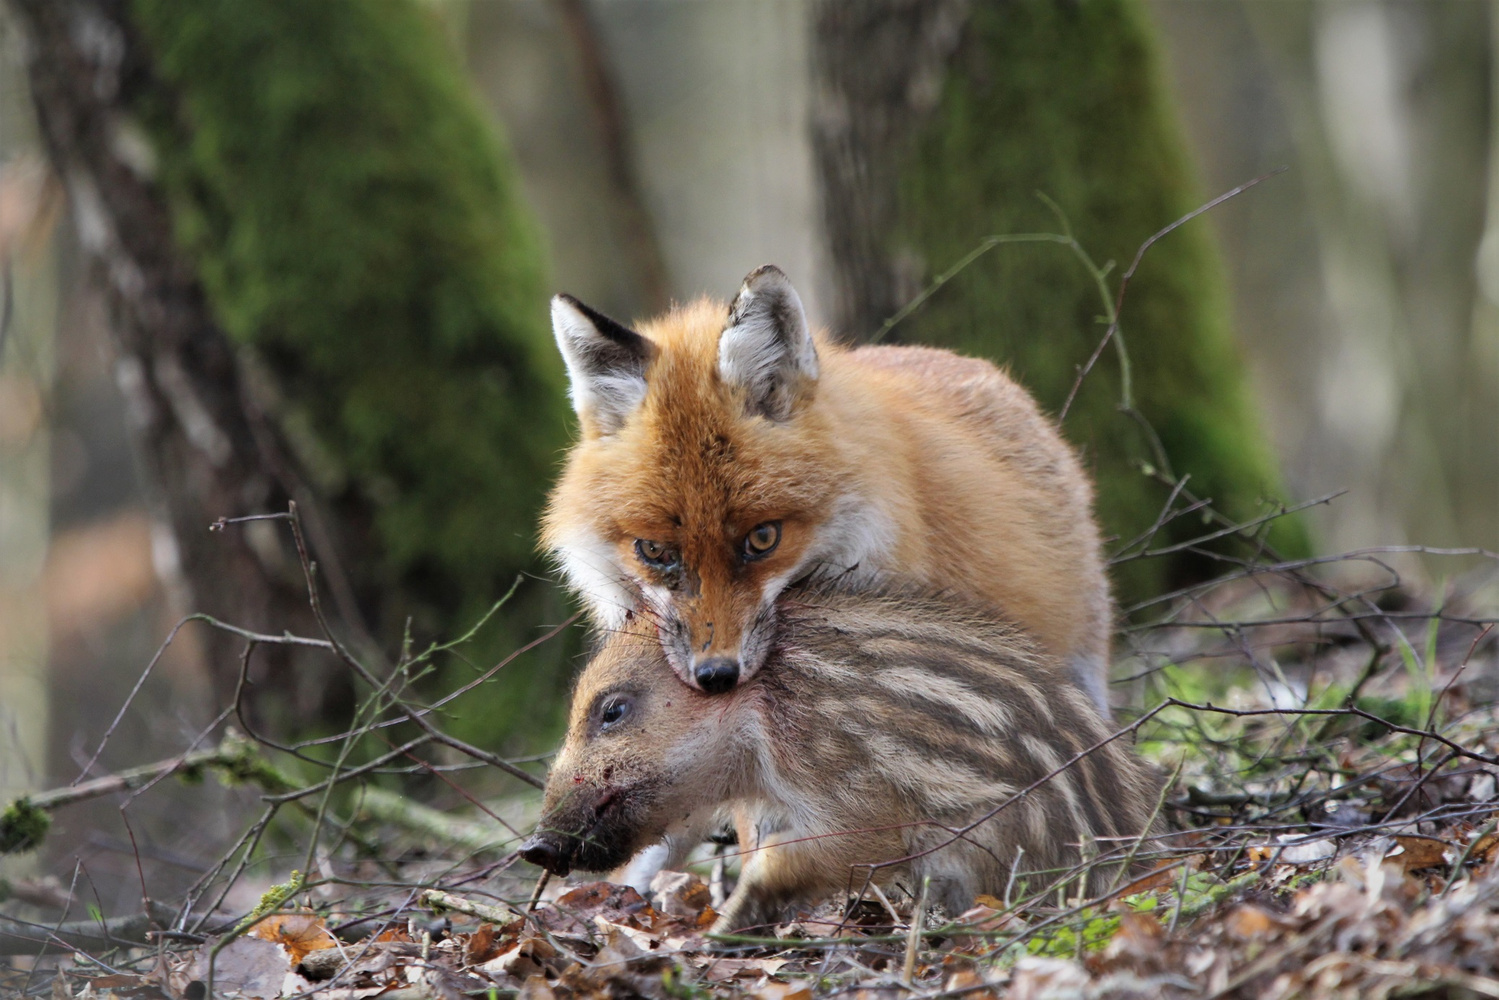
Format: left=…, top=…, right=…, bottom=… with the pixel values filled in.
left=521, top=584, right=1158, bottom=932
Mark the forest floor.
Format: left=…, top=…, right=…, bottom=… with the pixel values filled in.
left=2, top=544, right=1498, bottom=1000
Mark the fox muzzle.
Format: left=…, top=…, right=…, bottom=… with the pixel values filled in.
left=693, top=657, right=739, bottom=694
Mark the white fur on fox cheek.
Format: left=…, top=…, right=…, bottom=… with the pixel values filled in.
left=735, top=569, right=793, bottom=677
left=553, top=532, right=634, bottom=628
left=640, top=582, right=695, bottom=675
left=802, top=493, right=898, bottom=580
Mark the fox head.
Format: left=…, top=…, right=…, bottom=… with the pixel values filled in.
left=541, top=266, right=889, bottom=694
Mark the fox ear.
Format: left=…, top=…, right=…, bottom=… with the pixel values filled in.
left=718, top=265, right=819, bottom=421
left=552, top=295, right=658, bottom=436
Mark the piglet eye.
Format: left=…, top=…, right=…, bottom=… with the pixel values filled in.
left=634, top=538, right=678, bottom=570
left=600, top=696, right=631, bottom=729
left=742, top=521, right=781, bottom=560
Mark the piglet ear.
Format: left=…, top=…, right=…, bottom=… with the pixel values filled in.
left=718, top=265, right=818, bottom=421
left=552, top=294, right=658, bottom=436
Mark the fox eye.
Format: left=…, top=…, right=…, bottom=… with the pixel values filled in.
left=598, top=695, right=632, bottom=730
left=634, top=538, right=679, bottom=571
left=742, top=521, right=781, bottom=560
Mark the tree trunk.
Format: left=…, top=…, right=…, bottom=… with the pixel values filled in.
left=9, top=0, right=573, bottom=737
left=813, top=0, right=1307, bottom=603
left=1246, top=2, right=1495, bottom=563
left=8, top=0, right=336, bottom=730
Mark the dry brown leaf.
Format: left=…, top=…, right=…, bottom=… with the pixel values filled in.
left=193, top=936, right=290, bottom=998
left=1388, top=835, right=1451, bottom=872
left=953, top=902, right=1009, bottom=931
left=1122, top=909, right=1165, bottom=944
left=465, top=922, right=498, bottom=965
left=249, top=912, right=338, bottom=964
left=751, top=983, right=812, bottom=1000
left=480, top=933, right=558, bottom=982
left=1225, top=904, right=1277, bottom=940
left=696, top=956, right=788, bottom=983
left=1009, top=957, right=1089, bottom=1000
left=517, top=973, right=557, bottom=1000
left=539, top=881, right=657, bottom=939
left=464, top=919, right=523, bottom=965
left=1116, top=857, right=1199, bottom=896
left=948, top=902, right=1017, bottom=951
left=943, top=968, right=998, bottom=1000
left=555, top=881, right=652, bottom=922
left=594, top=916, right=659, bottom=955
left=650, top=870, right=712, bottom=921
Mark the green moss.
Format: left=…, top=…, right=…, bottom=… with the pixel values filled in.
left=1025, top=907, right=1121, bottom=957
left=0, top=799, right=51, bottom=855
left=125, top=0, right=579, bottom=740
left=209, top=731, right=299, bottom=794
left=234, top=869, right=306, bottom=935
left=891, top=0, right=1309, bottom=601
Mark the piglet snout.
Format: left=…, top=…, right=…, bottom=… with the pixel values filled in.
left=519, top=832, right=573, bottom=876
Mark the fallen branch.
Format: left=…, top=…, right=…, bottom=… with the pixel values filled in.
left=420, top=889, right=518, bottom=926
left=360, top=787, right=515, bottom=855
left=1, top=732, right=292, bottom=855
left=0, top=901, right=179, bottom=956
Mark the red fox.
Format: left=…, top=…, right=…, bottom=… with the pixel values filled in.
left=542, top=265, right=1112, bottom=708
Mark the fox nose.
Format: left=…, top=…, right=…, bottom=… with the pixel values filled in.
left=694, top=657, right=739, bottom=694
left=519, top=832, right=572, bottom=876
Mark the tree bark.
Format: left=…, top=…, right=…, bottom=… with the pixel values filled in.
left=8, top=0, right=345, bottom=726
left=811, top=0, right=971, bottom=342
left=554, top=0, right=672, bottom=315
left=0, top=18, right=55, bottom=880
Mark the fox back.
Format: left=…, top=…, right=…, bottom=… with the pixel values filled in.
left=543, top=266, right=1113, bottom=708
left=521, top=582, right=1159, bottom=931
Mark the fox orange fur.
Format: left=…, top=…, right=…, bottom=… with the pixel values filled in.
left=542, top=265, right=1112, bottom=708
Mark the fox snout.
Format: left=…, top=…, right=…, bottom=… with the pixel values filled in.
left=693, top=657, right=738, bottom=694
left=665, top=597, right=777, bottom=695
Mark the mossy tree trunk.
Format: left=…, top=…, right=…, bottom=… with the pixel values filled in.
left=11, top=0, right=331, bottom=729
left=12, top=0, right=573, bottom=737
left=813, top=0, right=1307, bottom=605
